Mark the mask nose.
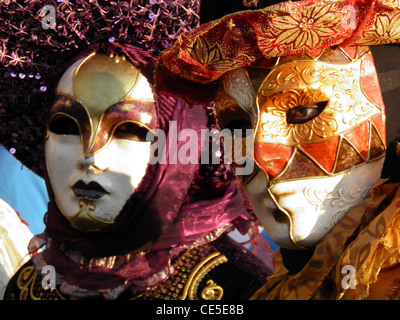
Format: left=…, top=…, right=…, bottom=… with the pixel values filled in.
left=79, top=152, right=107, bottom=173
left=254, top=142, right=293, bottom=180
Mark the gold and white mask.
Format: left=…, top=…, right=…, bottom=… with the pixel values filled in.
left=215, top=47, right=386, bottom=249
left=45, top=52, right=157, bottom=232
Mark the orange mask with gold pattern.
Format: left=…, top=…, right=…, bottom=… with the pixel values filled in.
left=215, top=46, right=386, bottom=249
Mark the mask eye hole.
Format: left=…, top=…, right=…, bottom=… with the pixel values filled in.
left=49, top=115, right=80, bottom=135
left=225, top=119, right=253, bottom=138
left=286, top=100, right=328, bottom=124
left=113, top=122, right=151, bottom=142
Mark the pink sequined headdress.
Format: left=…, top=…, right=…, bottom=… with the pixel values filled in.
left=0, top=1, right=202, bottom=174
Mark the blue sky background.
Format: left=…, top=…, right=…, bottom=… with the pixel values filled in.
left=0, top=146, right=47, bottom=235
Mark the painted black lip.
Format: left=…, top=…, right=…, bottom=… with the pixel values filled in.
left=72, top=180, right=109, bottom=199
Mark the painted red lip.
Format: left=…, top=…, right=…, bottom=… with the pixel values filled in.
left=72, top=180, right=109, bottom=199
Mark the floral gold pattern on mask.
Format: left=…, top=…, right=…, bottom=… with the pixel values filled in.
left=258, top=88, right=334, bottom=145
left=216, top=47, right=386, bottom=183
left=378, top=0, right=400, bottom=9
left=256, top=58, right=382, bottom=146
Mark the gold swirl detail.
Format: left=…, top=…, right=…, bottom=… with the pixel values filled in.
left=201, top=280, right=224, bottom=300
left=16, top=266, right=40, bottom=300
left=14, top=265, right=64, bottom=300
left=180, top=251, right=228, bottom=300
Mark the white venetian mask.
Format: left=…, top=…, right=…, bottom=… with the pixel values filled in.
left=45, top=53, right=157, bottom=232
left=215, top=47, right=386, bottom=249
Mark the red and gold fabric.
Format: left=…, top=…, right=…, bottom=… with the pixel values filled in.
left=156, top=0, right=400, bottom=101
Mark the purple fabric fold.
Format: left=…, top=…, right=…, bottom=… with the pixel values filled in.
left=156, top=183, right=251, bottom=249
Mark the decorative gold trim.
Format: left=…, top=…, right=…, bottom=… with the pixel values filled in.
left=296, top=146, right=332, bottom=176
left=46, top=111, right=85, bottom=149
left=266, top=145, right=297, bottom=182
left=179, top=252, right=228, bottom=300
left=68, top=200, right=113, bottom=232
left=49, top=93, right=155, bottom=158
left=71, top=53, right=143, bottom=156
left=16, top=265, right=38, bottom=300
left=201, top=280, right=224, bottom=300
left=265, top=118, right=386, bottom=186
left=332, top=135, right=343, bottom=173
left=14, top=265, right=64, bottom=300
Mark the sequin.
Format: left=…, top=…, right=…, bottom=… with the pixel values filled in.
left=0, top=1, right=200, bottom=176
